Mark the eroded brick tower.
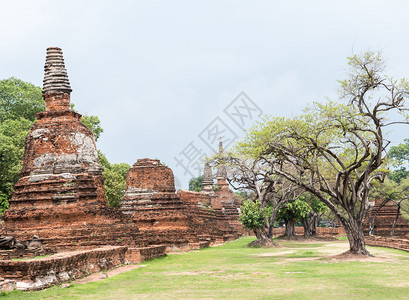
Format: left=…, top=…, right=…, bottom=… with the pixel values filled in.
left=3, top=47, right=142, bottom=249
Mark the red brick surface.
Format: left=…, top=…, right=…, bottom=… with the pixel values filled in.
left=2, top=91, right=143, bottom=250
left=366, top=236, right=409, bottom=252
left=121, top=159, right=244, bottom=249
left=364, top=198, right=409, bottom=237
left=0, top=246, right=127, bottom=290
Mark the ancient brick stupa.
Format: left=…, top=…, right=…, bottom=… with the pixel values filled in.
left=212, top=138, right=244, bottom=235
left=3, top=47, right=142, bottom=249
left=202, top=162, right=214, bottom=193
left=121, top=158, right=211, bottom=249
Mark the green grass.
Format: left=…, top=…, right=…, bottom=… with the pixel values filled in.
left=2, top=237, right=409, bottom=299
left=11, top=255, right=51, bottom=261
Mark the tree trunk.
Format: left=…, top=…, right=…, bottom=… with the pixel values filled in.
left=249, top=227, right=276, bottom=247
left=284, top=219, right=296, bottom=237
left=302, top=218, right=311, bottom=237
left=311, top=214, right=318, bottom=236
left=344, top=221, right=371, bottom=256
left=302, top=214, right=318, bottom=237
left=390, top=204, right=401, bottom=237
left=368, top=199, right=388, bottom=236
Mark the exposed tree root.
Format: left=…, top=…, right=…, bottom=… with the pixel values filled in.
left=247, top=238, right=278, bottom=248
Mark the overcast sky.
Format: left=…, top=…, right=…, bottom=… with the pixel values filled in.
left=1, top=0, right=409, bottom=188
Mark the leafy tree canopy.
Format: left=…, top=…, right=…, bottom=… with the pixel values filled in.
left=189, top=175, right=203, bottom=192
left=98, top=151, right=130, bottom=208
left=239, top=200, right=266, bottom=230
left=0, top=78, right=44, bottom=213
left=276, top=198, right=311, bottom=223
left=388, top=139, right=409, bottom=183
left=0, top=77, right=44, bottom=122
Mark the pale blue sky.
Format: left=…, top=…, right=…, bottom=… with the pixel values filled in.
left=1, top=0, right=409, bottom=188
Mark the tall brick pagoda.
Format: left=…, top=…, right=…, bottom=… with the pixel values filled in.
left=3, top=47, right=142, bottom=249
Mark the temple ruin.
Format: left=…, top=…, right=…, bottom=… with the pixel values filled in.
left=365, top=197, right=409, bottom=237
left=120, top=150, right=244, bottom=250
left=2, top=47, right=147, bottom=250
left=0, top=47, right=244, bottom=290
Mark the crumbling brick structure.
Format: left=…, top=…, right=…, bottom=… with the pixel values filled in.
left=212, top=139, right=244, bottom=236
left=120, top=142, right=244, bottom=250
left=2, top=47, right=243, bottom=255
left=120, top=158, right=205, bottom=250
left=2, top=47, right=144, bottom=250
left=365, top=197, right=409, bottom=237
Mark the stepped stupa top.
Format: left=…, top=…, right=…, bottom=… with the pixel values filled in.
left=202, top=162, right=213, bottom=188
left=216, top=138, right=227, bottom=181
left=42, top=47, right=72, bottom=95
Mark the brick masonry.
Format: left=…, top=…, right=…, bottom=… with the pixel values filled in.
left=1, top=48, right=145, bottom=250
left=120, top=158, right=244, bottom=250
left=0, top=47, right=241, bottom=291
left=365, top=236, right=409, bottom=252
left=364, top=198, right=409, bottom=237
left=272, top=227, right=346, bottom=236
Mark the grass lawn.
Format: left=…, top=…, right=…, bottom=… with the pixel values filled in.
left=3, top=237, right=409, bottom=299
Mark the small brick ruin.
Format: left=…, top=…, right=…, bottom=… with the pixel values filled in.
left=365, top=197, right=409, bottom=237
left=120, top=154, right=244, bottom=250
left=0, top=47, right=244, bottom=290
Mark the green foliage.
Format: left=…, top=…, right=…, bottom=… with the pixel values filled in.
left=81, top=115, right=103, bottom=141
left=98, top=151, right=130, bottom=208
left=276, top=198, right=311, bottom=222
left=0, top=77, right=44, bottom=122
left=188, top=175, right=203, bottom=192
left=71, top=103, right=103, bottom=141
left=388, top=139, right=409, bottom=183
left=234, top=190, right=254, bottom=204
left=0, top=78, right=44, bottom=214
left=239, top=200, right=266, bottom=230
left=303, top=193, right=327, bottom=215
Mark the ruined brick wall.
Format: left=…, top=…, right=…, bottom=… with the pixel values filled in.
left=178, top=190, right=225, bottom=244
left=121, top=158, right=244, bottom=249
left=0, top=246, right=127, bottom=290
left=365, top=236, right=409, bottom=252
left=272, top=227, right=346, bottom=236
left=364, top=198, right=409, bottom=237
left=121, top=159, right=204, bottom=250
left=125, top=245, right=167, bottom=264
left=125, top=158, right=175, bottom=192
left=213, top=183, right=244, bottom=236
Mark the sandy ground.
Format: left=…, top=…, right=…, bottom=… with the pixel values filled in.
left=256, top=240, right=405, bottom=262
left=72, top=264, right=145, bottom=285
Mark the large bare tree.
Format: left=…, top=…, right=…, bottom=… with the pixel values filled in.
left=237, top=52, right=409, bottom=255
left=213, top=154, right=300, bottom=246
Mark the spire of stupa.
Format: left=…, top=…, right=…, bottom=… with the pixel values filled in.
left=216, top=138, right=227, bottom=181
left=202, top=162, right=213, bottom=191
left=42, top=47, right=72, bottom=95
